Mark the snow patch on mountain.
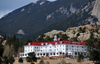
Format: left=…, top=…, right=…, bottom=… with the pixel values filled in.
left=46, top=13, right=54, bottom=20
left=21, top=9, right=25, bottom=12
left=56, top=7, right=70, bottom=16
left=17, top=29, right=25, bottom=35
left=40, top=2, right=45, bottom=5
left=70, top=3, right=77, bottom=13
left=28, top=11, right=30, bottom=13
left=59, top=7, right=68, bottom=15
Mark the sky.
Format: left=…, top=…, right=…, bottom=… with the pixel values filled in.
left=0, top=0, right=56, bottom=18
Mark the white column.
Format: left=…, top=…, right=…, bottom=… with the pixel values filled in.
left=39, top=53, right=40, bottom=57
left=49, top=53, right=50, bottom=57
left=45, top=53, right=46, bottom=56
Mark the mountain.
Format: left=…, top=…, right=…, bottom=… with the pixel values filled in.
left=20, top=0, right=98, bottom=41
left=0, top=0, right=89, bottom=39
left=92, top=0, right=100, bottom=22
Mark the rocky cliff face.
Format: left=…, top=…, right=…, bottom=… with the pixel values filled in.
left=92, top=0, right=100, bottom=21
left=43, top=24, right=100, bottom=41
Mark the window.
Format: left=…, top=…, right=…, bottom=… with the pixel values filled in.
left=46, top=43, right=48, bottom=45
left=72, top=46, right=74, bottom=47
left=25, top=54, right=27, bottom=56
left=43, top=53, right=45, bottom=55
left=84, top=53, right=86, bottom=55
left=78, top=52, right=80, bottom=55
left=75, top=52, right=77, bottom=55
left=23, top=54, right=24, bottom=56
left=66, top=45, right=68, bottom=47
left=54, top=53, right=55, bottom=55
left=50, top=53, right=52, bottom=55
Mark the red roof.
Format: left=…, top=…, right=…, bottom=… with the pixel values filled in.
left=25, top=40, right=86, bottom=46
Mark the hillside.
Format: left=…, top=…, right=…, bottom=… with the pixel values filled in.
left=20, top=0, right=98, bottom=41
left=0, top=0, right=89, bottom=39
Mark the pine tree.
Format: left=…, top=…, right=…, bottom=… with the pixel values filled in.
left=2, top=56, right=9, bottom=64
left=26, top=52, right=37, bottom=63
left=0, top=57, right=2, bottom=64
left=3, top=34, right=6, bottom=40
left=39, top=59, right=44, bottom=64
left=77, top=54, right=84, bottom=64
left=0, top=43, right=4, bottom=57
left=8, top=56, right=15, bottom=64
left=18, top=58, right=23, bottom=64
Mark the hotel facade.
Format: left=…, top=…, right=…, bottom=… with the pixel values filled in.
left=20, top=35, right=87, bottom=58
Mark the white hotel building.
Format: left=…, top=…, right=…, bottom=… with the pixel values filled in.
left=20, top=35, right=87, bottom=58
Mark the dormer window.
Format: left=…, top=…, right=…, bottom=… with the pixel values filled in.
left=28, top=43, right=31, bottom=45
left=41, top=43, right=44, bottom=45
left=69, top=41, right=71, bottom=44
left=74, top=42, right=76, bottom=44
left=79, top=42, right=80, bottom=45
left=55, top=42, right=57, bottom=45
left=45, top=43, right=48, bottom=45
left=60, top=41, right=62, bottom=44
left=84, top=42, right=85, bottom=45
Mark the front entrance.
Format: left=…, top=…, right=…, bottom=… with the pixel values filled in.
left=46, top=53, right=49, bottom=56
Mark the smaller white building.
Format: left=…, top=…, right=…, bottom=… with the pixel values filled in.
left=20, top=36, right=87, bottom=58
